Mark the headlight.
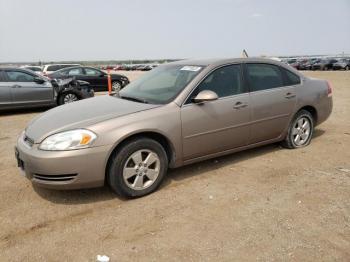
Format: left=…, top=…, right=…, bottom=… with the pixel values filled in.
left=39, top=129, right=97, bottom=151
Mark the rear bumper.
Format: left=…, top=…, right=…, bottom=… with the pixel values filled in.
left=15, top=134, right=112, bottom=190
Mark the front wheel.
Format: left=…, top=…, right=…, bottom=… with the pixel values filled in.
left=58, top=92, right=79, bottom=105
left=107, top=138, right=168, bottom=198
left=112, top=81, right=122, bottom=92
left=282, top=110, right=314, bottom=149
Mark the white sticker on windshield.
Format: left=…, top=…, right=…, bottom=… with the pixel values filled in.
left=180, top=66, right=202, bottom=72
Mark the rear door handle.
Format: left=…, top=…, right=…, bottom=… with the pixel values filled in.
left=285, top=92, right=295, bottom=99
left=11, top=84, right=21, bottom=88
left=233, top=101, right=248, bottom=109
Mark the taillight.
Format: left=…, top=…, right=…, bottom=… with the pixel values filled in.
left=326, top=81, right=333, bottom=97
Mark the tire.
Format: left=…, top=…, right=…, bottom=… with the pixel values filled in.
left=107, top=137, right=168, bottom=198
left=58, top=92, right=79, bottom=105
left=112, top=81, right=122, bottom=92
left=281, top=110, right=314, bottom=149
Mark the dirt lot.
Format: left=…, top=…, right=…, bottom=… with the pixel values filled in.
left=0, top=71, right=349, bottom=261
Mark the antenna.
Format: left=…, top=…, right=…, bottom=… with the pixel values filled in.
left=241, top=49, right=249, bottom=58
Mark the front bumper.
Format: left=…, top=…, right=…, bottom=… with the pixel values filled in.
left=80, top=88, right=94, bottom=99
left=15, top=134, right=112, bottom=190
left=121, top=79, right=129, bottom=87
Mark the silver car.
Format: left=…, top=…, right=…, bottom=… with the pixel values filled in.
left=0, top=68, right=94, bottom=110
left=15, top=58, right=333, bottom=197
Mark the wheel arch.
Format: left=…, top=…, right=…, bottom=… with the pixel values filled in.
left=105, top=131, right=177, bottom=180
left=57, top=89, right=81, bottom=104
left=297, top=105, right=318, bottom=124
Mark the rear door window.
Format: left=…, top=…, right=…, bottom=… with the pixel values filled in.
left=47, top=65, right=60, bottom=71
left=84, top=68, right=101, bottom=76
left=67, top=68, right=83, bottom=76
left=281, top=68, right=301, bottom=86
left=246, top=64, right=284, bottom=92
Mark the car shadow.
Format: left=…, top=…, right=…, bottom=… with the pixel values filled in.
left=33, top=184, right=122, bottom=205
left=33, top=128, right=326, bottom=204
left=0, top=106, right=51, bottom=116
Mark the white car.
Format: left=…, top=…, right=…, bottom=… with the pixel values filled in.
left=42, top=64, right=80, bottom=76
left=21, top=66, right=43, bottom=75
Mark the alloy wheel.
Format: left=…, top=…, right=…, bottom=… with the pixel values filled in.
left=292, top=117, right=311, bottom=146
left=123, top=149, right=160, bottom=190
left=63, top=93, right=78, bottom=104
left=112, top=81, right=122, bottom=92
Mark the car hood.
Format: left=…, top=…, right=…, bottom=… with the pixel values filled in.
left=25, top=95, right=160, bottom=143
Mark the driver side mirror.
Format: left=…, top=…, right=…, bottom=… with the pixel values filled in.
left=34, top=77, right=45, bottom=84
left=192, top=90, right=218, bottom=104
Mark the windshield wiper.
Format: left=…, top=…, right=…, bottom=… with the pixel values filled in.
left=119, top=95, right=149, bottom=104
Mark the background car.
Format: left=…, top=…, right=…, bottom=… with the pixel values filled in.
left=0, top=68, right=93, bottom=110
left=42, top=64, right=81, bottom=76
left=21, top=66, right=43, bottom=74
left=289, top=60, right=303, bottom=70
left=298, top=58, right=320, bottom=70
left=48, top=66, right=129, bottom=92
left=332, top=58, right=350, bottom=70
left=312, top=58, right=338, bottom=70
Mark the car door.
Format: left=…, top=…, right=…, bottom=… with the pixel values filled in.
left=181, top=64, right=250, bottom=160
left=244, top=63, right=298, bottom=144
left=4, top=70, right=54, bottom=105
left=0, top=70, right=13, bottom=108
left=82, top=67, right=106, bottom=91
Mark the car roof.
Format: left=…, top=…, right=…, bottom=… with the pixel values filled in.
left=168, top=57, right=288, bottom=67
left=52, top=65, right=99, bottom=72
left=43, top=63, right=80, bottom=66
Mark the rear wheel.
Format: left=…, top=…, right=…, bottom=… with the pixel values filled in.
left=282, top=110, right=314, bottom=149
left=107, top=138, right=168, bottom=198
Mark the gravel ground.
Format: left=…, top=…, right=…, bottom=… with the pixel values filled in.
left=0, top=71, right=349, bottom=261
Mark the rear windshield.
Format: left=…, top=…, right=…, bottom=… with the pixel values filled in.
left=26, top=67, right=42, bottom=71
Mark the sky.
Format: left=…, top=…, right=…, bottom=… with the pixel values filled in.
left=0, top=0, right=349, bottom=62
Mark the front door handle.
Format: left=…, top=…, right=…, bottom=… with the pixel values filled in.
left=285, top=92, right=296, bottom=99
left=11, top=84, right=22, bottom=88
left=233, top=101, right=248, bottom=109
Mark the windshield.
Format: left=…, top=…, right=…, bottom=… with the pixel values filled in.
left=119, top=64, right=203, bottom=104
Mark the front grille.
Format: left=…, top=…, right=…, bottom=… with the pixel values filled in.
left=33, top=173, right=78, bottom=182
left=23, top=135, right=34, bottom=147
